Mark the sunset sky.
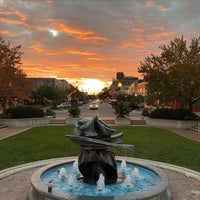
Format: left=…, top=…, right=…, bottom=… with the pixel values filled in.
left=1, top=0, right=200, bottom=93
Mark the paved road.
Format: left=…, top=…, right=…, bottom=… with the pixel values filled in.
left=80, top=102, right=115, bottom=118
left=55, top=102, right=143, bottom=119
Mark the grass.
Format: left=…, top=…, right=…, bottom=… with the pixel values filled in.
left=0, top=126, right=199, bottom=172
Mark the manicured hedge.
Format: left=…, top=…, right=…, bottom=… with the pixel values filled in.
left=149, top=108, right=199, bottom=120
left=5, top=106, right=45, bottom=118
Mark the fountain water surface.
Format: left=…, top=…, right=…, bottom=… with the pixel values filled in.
left=29, top=116, right=171, bottom=200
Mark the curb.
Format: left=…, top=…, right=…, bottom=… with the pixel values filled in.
left=119, top=157, right=200, bottom=181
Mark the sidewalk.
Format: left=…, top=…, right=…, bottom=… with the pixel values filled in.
left=0, top=127, right=31, bottom=140
left=169, top=128, right=200, bottom=142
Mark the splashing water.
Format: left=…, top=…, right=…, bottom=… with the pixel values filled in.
left=133, top=167, right=139, bottom=179
left=72, top=159, right=79, bottom=172
left=123, top=175, right=133, bottom=188
left=120, top=160, right=127, bottom=171
left=59, top=168, right=66, bottom=179
left=68, top=175, right=75, bottom=187
left=96, top=173, right=105, bottom=192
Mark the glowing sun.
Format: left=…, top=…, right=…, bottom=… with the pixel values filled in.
left=79, top=79, right=105, bottom=94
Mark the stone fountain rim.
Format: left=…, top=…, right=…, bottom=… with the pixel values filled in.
left=29, top=156, right=170, bottom=200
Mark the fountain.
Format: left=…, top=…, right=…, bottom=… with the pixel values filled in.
left=29, top=116, right=171, bottom=200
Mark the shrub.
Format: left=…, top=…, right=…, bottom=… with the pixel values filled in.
left=45, top=109, right=56, bottom=117
left=112, top=93, right=131, bottom=118
left=114, top=101, right=130, bottom=118
left=142, top=108, right=150, bottom=117
left=68, top=106, right=80, bottom=117
left=5, top=106, right=44, bottom=119
left=149, top=108, right=171, bottom=119
left=149, top=108, right=199, bottom=120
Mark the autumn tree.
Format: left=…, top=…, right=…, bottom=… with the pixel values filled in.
left=98, top=87, right=110, bottom=100
left=138, top=36, right=200, bottom=111
left=0, top=36, right=30, bottom=112
left=37, top=84, right=67, bottom=107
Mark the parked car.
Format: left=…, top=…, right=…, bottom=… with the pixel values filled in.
left=57, top=102, right=71, bottom=109
left=89, top=102, right=99, bottom=110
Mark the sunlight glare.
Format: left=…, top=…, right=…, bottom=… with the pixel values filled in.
left=80, top=79, right=105, bottom=94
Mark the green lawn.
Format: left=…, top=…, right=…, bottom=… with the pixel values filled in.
left=0, top=126, right=199, bottom=172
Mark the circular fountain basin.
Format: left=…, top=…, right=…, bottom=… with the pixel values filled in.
left=29, top=157, right=171, bottom=200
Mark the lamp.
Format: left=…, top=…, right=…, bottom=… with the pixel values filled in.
left=118, top=82, right=122, bottom=89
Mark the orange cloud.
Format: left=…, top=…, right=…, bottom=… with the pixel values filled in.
left=119, top=42, right=134, bottom=49
left=87, top=57, right=107, bottom=61
left=145, top=0, right=154, bottom=7
left=0, top=17, right=24, bottom=25
left=119, top=40, right=145, bottom=49
left=68, top=49, right=96, bottom=56
left=0, top=10, right=27, bottom=25
left=54, top=23, right=92, bottom=36
left=0, top=10, right=27, bottom=21
left=76, top=34, right=108, bottom=42
left=148, top=31, right=176, bottom=40
left=29, top=44, right=43, bottom=53
left=145, top=0, right=169, bottom=11
left=29, top=44, right=62, bottom=55
left=46, top=0, right=53, bottom=3
left=29, top=44, right=96, bottom=57
left=52, top=23, right=108, bottom=42
left=131, top=28, right=144, bottom=33
left=0, top=30, right=10, bottom=35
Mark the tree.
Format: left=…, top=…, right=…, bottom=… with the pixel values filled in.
left=0, top=36, right=29, bottom=112
left=113, top=93, right=131, bottom=118
left=138, top=36, right=200, bottom=111
left=98, top=87, right=110, bottom=100
left=37, top=84, right=66, bottom=107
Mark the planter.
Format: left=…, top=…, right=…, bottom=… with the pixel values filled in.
left=147, top=118, right=199, bottom=129
left=0, top=117, right=52, bottom=127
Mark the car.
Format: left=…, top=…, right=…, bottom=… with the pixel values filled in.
left=89, top=102, right=99, bottom=110
left=57, top=102, right=71, bottom=109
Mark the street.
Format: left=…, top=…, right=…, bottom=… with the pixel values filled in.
left=54, top=102, right=142, bottom=119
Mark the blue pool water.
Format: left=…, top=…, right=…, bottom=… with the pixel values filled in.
left=41, top=161, right=158, bottom=197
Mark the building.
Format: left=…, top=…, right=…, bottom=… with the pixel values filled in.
left=137, top=81, right=146, bottom=97
left=27, top=78, right=70, bottom=91
left=26, top=78, right=71, bottom=103
left=109, top=72, right=140, bottom=96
